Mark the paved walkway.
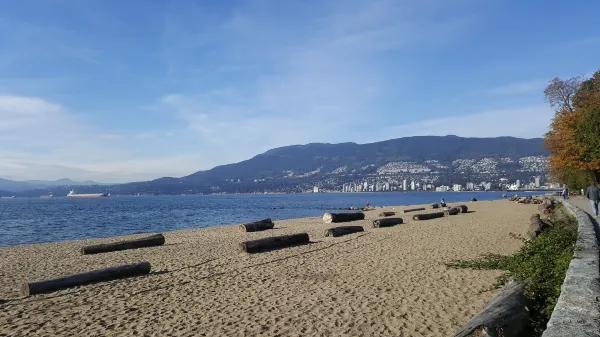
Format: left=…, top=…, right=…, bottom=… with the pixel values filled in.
left=569, top=197, right=600, bottom=221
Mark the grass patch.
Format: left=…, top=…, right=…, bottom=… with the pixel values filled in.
left=447, top=202, right=578, bottom=335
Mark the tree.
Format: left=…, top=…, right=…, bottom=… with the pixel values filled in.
left=544, top=71, right=600, bottom=186
left=544, top=76, right=582, bottom=113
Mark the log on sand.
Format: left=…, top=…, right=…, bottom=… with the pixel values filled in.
left=239, top=218, right=275, bottom=232
left=453, top=281, right=530, bottom=337
left=444, top=207, right=460, bottom=216
left=241, top=233, right=310, bottom=254
left=526, top=214, right=549, bottom=240
left=455, top=205, right=468, bottom=213
left=378, top=211, right=396, bottom=217
left=322, top=212, right=365, bottom=223
left=372, top=218, right=404, bottom=228
left=412, top=212, right=445, bottom=221
left=401, top=208, right=426, bottom=213
left=81, top=234, right=165, bottom=255
left=431, top=203, right=440, bottom=209
left=21, top=262, right=151, bottom=296
left=324, top=226, right=364, bottom=237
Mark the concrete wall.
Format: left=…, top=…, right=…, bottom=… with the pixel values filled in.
left=542, top=200, right=600, bottom=337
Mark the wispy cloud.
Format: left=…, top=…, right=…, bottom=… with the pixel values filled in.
left=483, top=79, right=550, bottom=96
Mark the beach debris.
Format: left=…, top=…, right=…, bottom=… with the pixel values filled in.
left=526, top=214, right=549, bottom=240
left=412, top=212, right=445, bottom=221
left=453, top=281, right=530, bottom=337
left=322, top=212, right=365, bottom=223
left=81, top=234, right=165, bottom=255
left=444, top=207, right=460, bottom=216
left=324, top=226, right=364, bottom=237
left=240, top=233, right=310, bottom=253
left=431, top=203, right=440, bottom=209
left=21, top=262, right=151, bottom=296
left=455, top=205, right=469, bottom=213
left=537, top=198, right=554, bottom=213
left=502, top=194, right=507, bottom=198
left=401, top=207, right=426, bottom=213
left=372, top=218, right=404, bottom=228
left=378, top=211, right=396, bottom=217
left=239, top=218, right=275, bottom=232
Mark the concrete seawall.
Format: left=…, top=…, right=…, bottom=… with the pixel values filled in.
left=542, top=199, right=600, bottom=336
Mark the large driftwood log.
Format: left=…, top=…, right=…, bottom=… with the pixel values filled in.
left=401, top=208, right=426, bottom=213
left=440, top=202, right=447, bottom=207
left=324, top=226, right=364, bottom=237
left=453, top=281, right=531, bottom=337
left=239, top=218, right=275, bottom=232
left=21, top=262, right=151, bottom=296
left=241, top=233, right=310, bottom=253
left=372, top=218, right=403, bottom=228
left=81, top=234, right=165, bottom=255
left=455, top=205, right=468, bottom=213
left=431, top=203, right=440, bottom=209
left=412, top=212, right=445, bottom=221
left=526, top=214, right=549, bottom=240
left=378, top=211, right=396, bottom=217
left=322, top=212, right=365, bottom=223
left=444, top=207, right=460, bottom=216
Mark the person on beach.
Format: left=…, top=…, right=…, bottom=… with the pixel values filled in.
left=585, top=182, right=600, bottom=217
left=440, top=198, right=445, bottom=204
left=561, top=187, right=569, bottom=200
left=365, top=202, right=370, bottom=208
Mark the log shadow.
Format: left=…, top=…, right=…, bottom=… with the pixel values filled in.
left=465, top=211, right=476, bottom=213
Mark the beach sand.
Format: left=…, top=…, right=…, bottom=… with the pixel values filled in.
left=0, top=200, right=538, bottom=336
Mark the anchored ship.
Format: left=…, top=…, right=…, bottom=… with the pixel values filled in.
left=67, top=190, right=108, bottom=198
left=40, top=193, right=53, bottom=198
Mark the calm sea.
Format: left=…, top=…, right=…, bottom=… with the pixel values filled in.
left=0, top=192, right=532, bottom=247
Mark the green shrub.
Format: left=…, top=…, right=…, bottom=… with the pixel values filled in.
left=447, top=203, right=578, bottom=335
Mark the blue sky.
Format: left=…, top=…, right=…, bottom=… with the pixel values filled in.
left=1, top=0, right=599, bottom=183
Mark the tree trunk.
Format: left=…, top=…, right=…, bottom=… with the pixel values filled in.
left=378, top=211, right=396, bottom=217
left=81, top=234, right=165, bottom=255
left=444, top=207, right=460, bottom=216
left=240, top=233, right=310, bottom=253
left=372, top=218, right=404, bottom=228
left=412, top=212, right=445, bottom=221
left=322, top=212, right=365, bottom=223
left=21, top=262, right=151, bottom=296
left=324, top=226, right=364, bottom=237
left=402, top=208, right=426, bottom=213
left=453, top=281, right=531, bottom=337
left=239, top=219, right=275, bottom=232
left=456, top=205, right=468, bottom=213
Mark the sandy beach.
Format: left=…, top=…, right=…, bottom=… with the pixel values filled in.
left=0, top=200, right=538, bottom=336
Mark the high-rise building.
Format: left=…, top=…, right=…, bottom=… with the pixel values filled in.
left=403, top=179, right=407, bottom=191
left=410, top=181, right=416, bottom=191
left=375, top=182, right=382, bottom=192
left=535, top=176, right=541, bottom=188
left=516, top=180, right=521, bottom=188
left=313, top=186, right=319, bottom=193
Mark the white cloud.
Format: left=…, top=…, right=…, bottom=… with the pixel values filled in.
left=484, top=79, right=550, bottom=96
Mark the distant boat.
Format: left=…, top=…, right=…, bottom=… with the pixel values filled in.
left=67, top=190, right=108, bottom=198
left=40, top=193, right=53, bottom=198
left=0, top=196, right=15, bottom=199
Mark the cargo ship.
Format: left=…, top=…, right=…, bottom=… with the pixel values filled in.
left=67, top=190, right=109, bottom=198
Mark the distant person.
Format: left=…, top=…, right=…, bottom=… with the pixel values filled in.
left=561, top=187, right=569, bottom=200
left=585, top=182, right=600, bottom=217
left=365, top=202, right=370, bottom=208
left=440, top=198, right=445, bottom=204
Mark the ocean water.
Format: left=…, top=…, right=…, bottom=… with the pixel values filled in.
left=0, top=192, right=532, bottom=247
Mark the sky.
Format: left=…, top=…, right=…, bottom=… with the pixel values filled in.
left=0, top=0, right=599, bottom=183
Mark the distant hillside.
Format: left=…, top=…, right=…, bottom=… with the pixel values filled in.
left=0, top=178, right=107, bottom=192
left=15, top=135, right=550, bottom=197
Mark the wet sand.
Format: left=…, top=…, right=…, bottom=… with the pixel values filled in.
left=0, top=200, right=537, bottom=336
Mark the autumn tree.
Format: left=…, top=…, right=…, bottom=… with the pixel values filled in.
left=544, top=70, right=600, bottom=187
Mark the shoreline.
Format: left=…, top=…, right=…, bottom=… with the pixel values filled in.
left=0, top=200, right=538, bottom=336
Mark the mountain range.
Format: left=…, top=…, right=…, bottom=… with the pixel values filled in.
left=0, top=178, right=108, bottom=193
left=6, top=135, right=550, bottom=197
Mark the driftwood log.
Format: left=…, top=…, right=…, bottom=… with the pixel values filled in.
left=324, top=226, right=364, bottom=237
left=322, top=212, right=365, bottom=223
left=378, top=211, right=396, bottom=217
left=453, top=281, right=531, bottom=337
left=21, top=262, right=151, bottom=296
left=440, top=202, right=447, bottom=207
left=431, top=203, right=440, bottom=209
left=444, top=207, right=460, bottom=216
left=526, top=214, right=549, bottom=240
left=239, top=218, right=275, bottom=232
left=81, top=234, right=165, bottom=255
left=241, top=233, right=310, bottom=253
left=412, top=212, right=445, bottom=221
left=455, top=205, right=468, bottom=213
left=372, top=218, right=403, bottom=228
left=402, top=208, right=426, bottom=213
